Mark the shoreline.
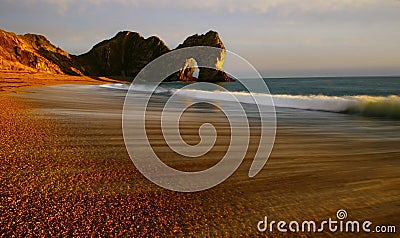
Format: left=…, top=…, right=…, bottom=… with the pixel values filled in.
left=1, top=77, right=399, bottom=236
left=0, top=71, right=127, bottom=95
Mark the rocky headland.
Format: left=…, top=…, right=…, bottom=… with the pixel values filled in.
left=0, top=29, right=233, bottom=82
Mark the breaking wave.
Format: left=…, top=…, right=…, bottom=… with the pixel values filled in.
left=100, top=83, right=400, bottom=119
left=175, top=89, right=400, bottom=119
left=272, top=94, right=400, bottom=119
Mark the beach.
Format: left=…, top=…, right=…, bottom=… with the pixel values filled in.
left=1, top=75, right=399, bottom=236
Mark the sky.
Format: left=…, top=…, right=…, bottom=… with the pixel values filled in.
left=1, top=0, right=400, bottom=77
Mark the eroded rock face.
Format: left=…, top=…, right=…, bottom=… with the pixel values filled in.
left=175, top=31, right=233, bottom=82
left=176, top=31, right=225, bottom=69
left=0, top=29, right=82, bottom=75
left=0, top=28, right=233, bottom=82
left=179, top=58, right=198, bottom=82
left=75, top=30, right=233, bottom=82
left=75, top=31, right=170, bottom=79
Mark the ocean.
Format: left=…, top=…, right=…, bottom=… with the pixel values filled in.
left=104, top=76, right=400, bottom=117
left=98, top=76, right=400, bottom=144
left=103, top=76, right=400, bottom=121
left=19, top=76, right=400, bottom=233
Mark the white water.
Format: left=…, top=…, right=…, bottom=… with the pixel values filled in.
left=100, top=83, right=400, bottom=118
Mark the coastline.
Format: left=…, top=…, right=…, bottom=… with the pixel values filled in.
left=0, top=71, right=126, bottom=95
left=0, top=82, right=398, bottom=236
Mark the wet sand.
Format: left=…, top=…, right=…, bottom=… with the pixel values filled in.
left=0, top=71, right=123, bottom=94
left=1, top=83, right=399, bottom=237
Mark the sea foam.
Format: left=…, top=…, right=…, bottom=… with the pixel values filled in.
left=100, top=83, right=400, bottom=119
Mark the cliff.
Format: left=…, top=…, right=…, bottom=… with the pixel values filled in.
left=75, top=31, right=170, bottom=78
left=174, top=30, right=233, bottom=82
left=0, top=29, right=82, bottom=75
left=0, top=29, right=233, bottom=82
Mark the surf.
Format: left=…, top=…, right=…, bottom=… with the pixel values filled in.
left=100, top=83, right=400, bottom=119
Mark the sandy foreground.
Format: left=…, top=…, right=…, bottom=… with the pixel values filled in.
left=0, top=71, right=123, bottom=94
left=0, top=72, right=399, bottom=237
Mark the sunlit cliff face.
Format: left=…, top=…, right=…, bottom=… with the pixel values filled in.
left=215, top=48, right=225, bottom=71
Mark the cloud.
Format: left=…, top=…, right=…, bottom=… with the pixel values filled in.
left=15, top=0, right=400, bottom=15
